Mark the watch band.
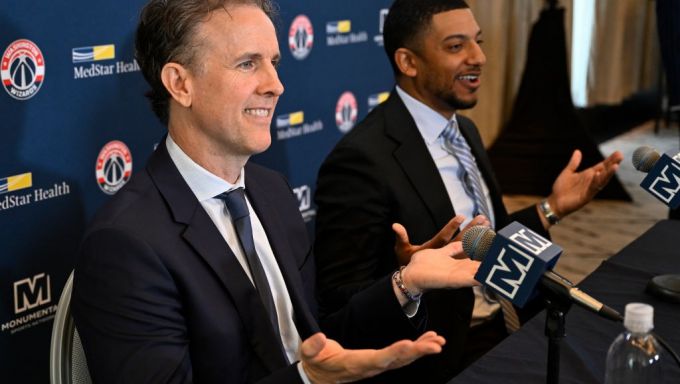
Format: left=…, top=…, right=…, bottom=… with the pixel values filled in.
left=539, top=199, right=560, bottom=225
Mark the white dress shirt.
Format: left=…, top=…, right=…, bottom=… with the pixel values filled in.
left=166, top=135, right=311, bottom=382
left=395, top=87, right=500, bottom=326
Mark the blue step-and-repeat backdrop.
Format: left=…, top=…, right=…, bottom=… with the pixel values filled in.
left=1, top=0, right=394, bottom=380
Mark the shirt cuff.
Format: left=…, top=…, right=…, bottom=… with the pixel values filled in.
left=297, top=361, right=312, bottom=384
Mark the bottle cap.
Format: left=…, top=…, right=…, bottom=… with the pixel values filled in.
left=624, top=303, right=654, bottom=333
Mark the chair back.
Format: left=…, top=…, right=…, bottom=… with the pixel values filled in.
left=50, top=271, right=92, bottom=384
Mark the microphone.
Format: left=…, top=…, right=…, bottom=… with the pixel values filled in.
left=632, top=146, right=680, bottom=303
left=631, top=146, right=680, bottom=209
left=463, top=223, right=623, bottom=322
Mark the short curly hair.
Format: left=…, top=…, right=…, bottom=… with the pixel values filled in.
left=135, top=0, right=277, bottom=125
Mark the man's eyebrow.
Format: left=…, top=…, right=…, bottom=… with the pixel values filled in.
left=233, top=52, right=263, bottom=62
left=442, top=30, right=483, bottom=42
left=233, top=52, right=281, bottom=62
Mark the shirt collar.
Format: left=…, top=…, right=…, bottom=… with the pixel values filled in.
left=165, top=134, right=245, bottom=202
left=395, top=85, right=459, bottom=145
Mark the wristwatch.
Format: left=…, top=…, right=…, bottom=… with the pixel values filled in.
left=539, top=199, right=560, bottom=225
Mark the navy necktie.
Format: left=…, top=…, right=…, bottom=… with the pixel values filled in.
left=217, top=188, right=281, bottom=336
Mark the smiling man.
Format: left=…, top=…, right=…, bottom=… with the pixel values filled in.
left=314, top=0, right=623, bottom=382
left=70, top=0, right=494, bottom=383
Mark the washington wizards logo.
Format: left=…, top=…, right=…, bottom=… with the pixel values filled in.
left=335, top=91, right=358, bottom=133
left=288, top=15, right=314, bottom=60
left=1, top=39, right=45, bottom=100
left=95, top=140, right=133, bottom=195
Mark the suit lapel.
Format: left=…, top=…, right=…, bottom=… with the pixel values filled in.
left=245, top=167, right=319, bottom=339
left=384, top=92, right=455, bottom=230
left=147, top=142, right=288, bottom=372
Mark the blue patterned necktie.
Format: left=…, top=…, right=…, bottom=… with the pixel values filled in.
left=217, top=188, right=281, bottom=336
left=441, top=119, right=493, bottom=227
left=441, top=120, right=519, bottom=332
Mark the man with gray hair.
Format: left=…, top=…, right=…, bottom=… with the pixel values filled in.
left=72, top=0, right=485, bottom=382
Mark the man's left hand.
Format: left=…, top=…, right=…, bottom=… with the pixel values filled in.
left=549, top=149, right=623, bottom=218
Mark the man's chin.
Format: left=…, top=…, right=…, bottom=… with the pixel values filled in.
left=448, top=98, right=478, bottom=110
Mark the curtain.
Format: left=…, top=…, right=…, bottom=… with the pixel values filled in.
left=462, top=0, right=659, bottom=145
left=587, top=0, right=659, bottom=105
left=463, top=0, right=572, bottom=146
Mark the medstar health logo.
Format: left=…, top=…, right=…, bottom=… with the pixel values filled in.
left=95, top=140, right=133, bottom=195
left=1, top=39, right=45, bottom=100
left=288, top=15, right=314, bottom=60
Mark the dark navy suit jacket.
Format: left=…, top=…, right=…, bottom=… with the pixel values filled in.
left=73, top=141, right=420, bottom=383
left=315, top=90, right=547, bottom=382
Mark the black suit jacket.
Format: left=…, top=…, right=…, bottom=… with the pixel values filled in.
left=73, top=140, right=420, bottom=383
left=315, top=90, right=547, bottom=382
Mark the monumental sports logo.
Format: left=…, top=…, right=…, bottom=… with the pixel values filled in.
left=293, top=185, right=316, bottom=222
left=1, top=39, right=45, bottom=100
left=13, top=273, right=51, bottom=314
left=0, top=172, right=32, bottom=194
left=374, top=9, right=389, bottom=46
left=72, top=44, right=115, bottom=63
left=95, top=140, right=133, bottom=195
left=288, top=15, right=314, bottom=60
left=2, top=273, right=57, bottom=334
left=335, top=91, right=358, bottom=133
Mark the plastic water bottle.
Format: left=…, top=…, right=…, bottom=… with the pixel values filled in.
left=604, top=303, right=664, bottom=383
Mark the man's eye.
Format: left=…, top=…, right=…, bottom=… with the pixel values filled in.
left=238, top=61, right=255, bottom=70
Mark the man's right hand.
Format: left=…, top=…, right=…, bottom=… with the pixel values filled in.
left=300, top=331, right=445, bottom=384
left=400, top=242, right=481, bottom=297
left=393, top=215, right=490, bottom=265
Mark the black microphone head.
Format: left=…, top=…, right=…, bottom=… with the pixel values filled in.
left=462, top=225, right=496, bottom=261
left=632, top=146, right=660, bottom=173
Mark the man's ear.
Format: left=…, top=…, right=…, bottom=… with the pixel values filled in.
left=160, top=62, right=192, bottom=108
left=394, top=48, right=418, bottom=78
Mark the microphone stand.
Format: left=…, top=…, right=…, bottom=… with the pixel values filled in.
left=540, top=278, right=574, bottom=384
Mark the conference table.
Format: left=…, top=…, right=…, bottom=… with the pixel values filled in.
left=450, top=220, right=680, bottom=383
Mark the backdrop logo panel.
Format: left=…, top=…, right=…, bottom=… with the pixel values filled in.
left=2, top=273, right=57, bottom=334
left=13, top=273, right=51, bottom=314
left=72, top=44, right=116, bottom=63
left=275, top=110, right=324, bottom=140
left=0, top=172, right=72, bottom=212
left=95, top=140, right=133, bottom=195
left=288, top=15, right=314, bottom=60
left=1, top=39, right=45, bottom=100
left=293, top=184, right=316, bottom=222
left=2, top=0, right=396, bottom=379
left=326, top=19, right=367, bottom=46
left=335, top=91, right=358, bottom=133
left=373, top=9, right=389, bottom=46
left=0, top=172, right=32, bottom=194
left=72, top=43, right=140, bottom=80
left=368, top=91, right=389, bottom=111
